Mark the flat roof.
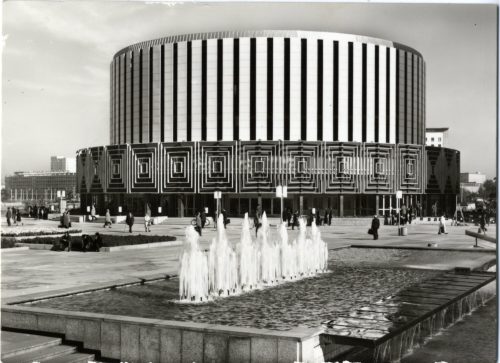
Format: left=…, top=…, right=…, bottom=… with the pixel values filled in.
left=426, top=128, right=449, bottom=132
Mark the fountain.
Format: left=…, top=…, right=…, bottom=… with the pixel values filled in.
left=178, top=212, right=329, bottom=301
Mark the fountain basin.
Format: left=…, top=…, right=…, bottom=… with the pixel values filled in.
left=2, top=247, right=496, bottom=363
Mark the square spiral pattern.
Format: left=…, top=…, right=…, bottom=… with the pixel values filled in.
left=161, top=143, right=195, bottom=193
left=106, top=144, right=129, bottom=193
left=129, top=143, right=159, bottom=193
left=324, top=143, right=360, bottom=194
left=239, top=141, right=279, bottom=193
left=362, top=143, right=396, bottom=194
left=281, top=142, right=321, bottom=193
left=198, top=142, right=237, bottom=192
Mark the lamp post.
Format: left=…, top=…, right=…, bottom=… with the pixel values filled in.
left=396, top=190, right=402, bottom=234
left=276, top=185, right=288, bottom=225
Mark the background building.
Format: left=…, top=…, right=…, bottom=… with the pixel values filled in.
left=5, top=156, right=77, bottom=202
left=460, top=172, right=486, bottom=193
left=77, top=31, right=460, bottom=217
left=425, top=127, right=448, bottom=147
left=51, top=156, right=76, bottom=173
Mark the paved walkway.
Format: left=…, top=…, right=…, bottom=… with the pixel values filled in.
left=1, top=218, right=496, bottom=298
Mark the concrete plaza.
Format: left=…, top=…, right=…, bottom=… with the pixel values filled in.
left=1, top=217, right=497, bottom=362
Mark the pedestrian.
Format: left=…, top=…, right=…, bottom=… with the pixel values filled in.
left=144, top=212, right=151, bottom=232
left=6, top=207, right=12, bottom=227
left=479, top=212, right=487, bottom=234
left=33, top=205, right=38, bottom=219
left=28, top=206, right=32, bottom=218
left=253, top=212, right=261, bottom=237
left=328, top=208, right=333, bottom=226
left=408, top=206, right=413, bottom=224
left=370, top=215, right=380, bottom=240
left=63, top=209, right=71, bottom=228
left=126, top=212, right=134, bottom=233
left=38, top=207, right=43, bottom=220
left=16, top=209, right=22, bottom=226
left=438, top=214, right=448, bottom=235
left=195, top=211, right=203, bottom=236
left=221, top=209, right=230, bottom=228
left=292, top=210, right=299, bottom=230
left=286, top=208, right=292, bottom=227
left=90, top=204, right=96, bottom=222
left=103, top=209, right=112, bottom=228
left=323, top=209, right=329, bottom=225
left=200, top=209, right=207, bottom=228
left=432, top=202, right=438, bottom=218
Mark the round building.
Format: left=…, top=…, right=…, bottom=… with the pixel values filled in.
left=77, top=31, right=459, bottom=218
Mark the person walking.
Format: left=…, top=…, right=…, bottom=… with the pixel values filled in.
left=195, top=212, right=203, bottom=236
left=292, top=210, right=299, bottom=230
left=221, top=209, right=230, bottom=228
left=90, top=204, right=96, bottom=222
left=126, top=212, right=134, bottom=233
left=371, top=215, right=380, bottom=240
left=479, top=212, right=487, bottom=234
left=6, top=207, right=12, bottom=227
left=103, top=209, right=112, bottom=228
left=16, top=209, right=22, bottom=226
left=328, top=208, right=333, bottom=226
left=144, top=212, right=151, bottom=232
left=438, top=214, right=448, bottom=235
left=253, top=212, right=261, bottom=237
left=200, top=209, right=207, bottom=228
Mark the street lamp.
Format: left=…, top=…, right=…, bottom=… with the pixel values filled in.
left=276, top=185, right=288, bottom=225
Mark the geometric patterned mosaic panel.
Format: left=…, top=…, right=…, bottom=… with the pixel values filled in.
left=161, top=142, right=195, bottom=193
left=239, top=141, right=279, bottom=193
left=76, top=141, right=459, bottom=196
left=425, top=146, right=460, bottom=195
left=281, top=142, right=321, bottom=193
left=106, top=144, right=129, bottom=193
left=324, top=142, right=360, bottom=194
left=76, top=149, right=89, bottom=193
left=129, top=143, right=160, bottom=193
left=397, top=144, right=424, bottom=194
left=198, top=142, right=237, bottom=193
left=362, top=143, right=396, bottom=194
left=89, top=146, right=106, bottom=193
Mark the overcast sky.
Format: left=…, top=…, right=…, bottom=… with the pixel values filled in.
left=2, top=1, right=497, bottom=180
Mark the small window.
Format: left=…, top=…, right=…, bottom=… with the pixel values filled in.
left=438, top=137, right=442, bottom=142
left=431, top=137, right=434, bottom=142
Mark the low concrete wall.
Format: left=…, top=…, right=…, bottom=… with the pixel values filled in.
left=0, top=246, right=30, bottom=252
left=100, top=241, right=181, bottom=252
left=15, top=241, right=181, bottom=252
left=1, top=305, right=323, bottom=363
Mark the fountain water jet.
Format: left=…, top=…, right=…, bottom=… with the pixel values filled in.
left=179, top=212, right=329, bottom=301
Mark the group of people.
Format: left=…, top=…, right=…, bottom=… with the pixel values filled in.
left=383, top=205, right=416, bottom=226
left=52, top=232, right=102, bottom=252
left=27, top=205, right=50, bottom=220
left=5, top=207, right=22, bottom=226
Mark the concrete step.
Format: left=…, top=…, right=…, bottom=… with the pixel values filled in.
left=1, top=331, right=62, bottom=359
left=42, top=352, right=96, bottom=363
left=2, top=343, right=76, bottom=363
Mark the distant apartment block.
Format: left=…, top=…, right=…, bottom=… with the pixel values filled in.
left=51, top=156, right=76, bottom=173
left=425, top=127, right=449, bottom=147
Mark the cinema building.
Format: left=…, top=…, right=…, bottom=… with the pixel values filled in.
left=77, top=31, right=459, bottom=218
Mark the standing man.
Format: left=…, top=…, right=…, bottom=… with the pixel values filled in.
left=6, top=207, right=12, bottom=226
left=371, top=215, right=380, bottom=240
left=328, top=208, right=333, bottom=226
left=126, top=212, right=135, bottom=233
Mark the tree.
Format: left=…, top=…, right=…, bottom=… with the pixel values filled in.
left=481, top=179, right=496, bottom=200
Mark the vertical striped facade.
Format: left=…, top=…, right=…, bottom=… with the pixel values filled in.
left=110, top=31, right=426, bottom=146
